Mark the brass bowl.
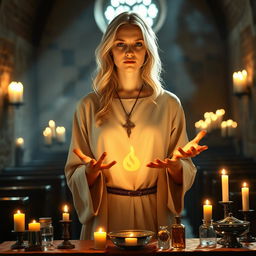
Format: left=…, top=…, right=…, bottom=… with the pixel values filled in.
left=108, top=230, right=154, bottom=249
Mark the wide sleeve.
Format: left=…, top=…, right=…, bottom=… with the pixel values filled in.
left=64, top=99, right=104, bottom=225
left=166, top=99, right=197, bottom=215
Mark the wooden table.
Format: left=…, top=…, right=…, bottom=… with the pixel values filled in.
left=1, top=239, right=256, bottom=255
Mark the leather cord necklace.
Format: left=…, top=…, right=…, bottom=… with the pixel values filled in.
left=116, top=84, right=144, bottom=138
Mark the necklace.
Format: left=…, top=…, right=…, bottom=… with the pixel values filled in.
left=116, top=84, right=144, bottom=138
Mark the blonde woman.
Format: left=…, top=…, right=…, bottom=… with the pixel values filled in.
left=65, top=12, right=207, bottom=239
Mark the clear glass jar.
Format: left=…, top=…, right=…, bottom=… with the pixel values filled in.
left=171, top=216, right=186, bottom=249
left=157, top=226, right=170, bottom=250
left=199, top=219, right=216, bottom=247
left=39, top=217, right=54, bottom=249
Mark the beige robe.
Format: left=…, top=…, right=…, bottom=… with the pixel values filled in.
left=65, top=90, right=196, bottom=239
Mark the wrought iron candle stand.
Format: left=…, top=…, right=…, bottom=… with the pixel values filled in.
left=57, top=220, right=75, bottom=249
left=25, top=231, right=43, bottom=251
left=217, top=201, right=233, bottom=245
left=11, top=231, right=25, bottom=249
left=238, top=209, right=256, bottom=243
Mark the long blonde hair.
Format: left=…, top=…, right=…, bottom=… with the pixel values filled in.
left=93, top=12, right=164, bottom=125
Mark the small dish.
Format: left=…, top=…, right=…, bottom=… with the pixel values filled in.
left=108, top=230, right=154, bottom=249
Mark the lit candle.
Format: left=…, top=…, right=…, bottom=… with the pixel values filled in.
left=8, top=81, right=23, bottom=104
left=125, top=233, right=138, bottom=246
left=48, top=120, right=56, bottom=138
left=226, top=119, right=234, bottom=137
left=221, top=121, right=227, bottom=138
left=56, top=126, right=66, bottom=143
left=242, top=182, right=249, bottom=211
left=13, top=210, right=25, bottom=232
left=15, top=137, right=24, bottom=149
left=221, top=169, right=229, bottom=202
left=94, top=228, right=106, bottom=249
left=233, top=70, right=247, bottom=93
left=28, top=220, right=40, bottom=231
left=43, top=127, right=52, bottom=145
left=203, top=199, right=212, bottom=223
left=62, top=205, right=69, bottom=221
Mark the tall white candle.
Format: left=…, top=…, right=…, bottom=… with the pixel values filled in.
left=48, top=120, right=56, bottom=138
left=242, top=182, right=249, bottom=211
left=221, top=169, right=229, bottom=202
left=43, top=127, right=52, bottom=145
left=203, top=199, right=212, bottom=223
left=56, top=126, right=66, bottom=143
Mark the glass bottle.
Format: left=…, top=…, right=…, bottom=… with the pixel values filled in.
left=199, top=219, right=216, bottom=247
left=39, top=217, right=54, bottom=249
left=157, top=226, right=170, bottom=250
left=171, top=215, right=185, bottom=249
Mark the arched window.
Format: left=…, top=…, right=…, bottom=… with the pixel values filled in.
left=94, top=0, right=167, bottom=33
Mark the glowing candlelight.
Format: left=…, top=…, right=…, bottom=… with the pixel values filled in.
left=13, top=210, right=25, bottom=232
left=94, top=228, right=106, bottom=249
left=241, top=182, right=249, bottom=211
left=28, top=220, right=40, bottom=231
left=62, top=205, right=69, bottom=221
left=221, top=169, right=229, bottom=202
left=8, top=82, right=23, bottom=104
left=203, top=199, right=212, bottom=223
left=125, top=233, right=137, bottom=246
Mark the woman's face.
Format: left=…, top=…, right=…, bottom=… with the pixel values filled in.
left=111, top=24, right=147, bottom=73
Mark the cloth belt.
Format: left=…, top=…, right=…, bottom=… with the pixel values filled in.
left=106, top=186, right=157, bottom=197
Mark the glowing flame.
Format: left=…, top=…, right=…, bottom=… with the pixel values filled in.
left=123, top=146, right=140, bottom=171
left=63, top=205, right=68, bottom=213
left=243, top=182, right=248, bottom=188
left=205, top=199, right=211, bottom=205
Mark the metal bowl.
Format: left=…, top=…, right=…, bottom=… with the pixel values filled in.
left=213, top=214, right=249, bottom=248
left=108, top=230, right=154, bottom=249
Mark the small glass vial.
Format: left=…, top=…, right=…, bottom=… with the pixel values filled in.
left=171, top=216, right=185, bottom=249
left=39, top=217, right=54, bottom=249
left=157, top=226, right=170, bottom=250
left=199, top=220, right=216, bottom=247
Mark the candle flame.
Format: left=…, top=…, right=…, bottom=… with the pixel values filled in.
left=242, top=182, right=248, bottom=188
left=32, top=220, right=36, bottom=223
left=98, top=228, right=103, bottom=232
left=49, top=120, right=55, bottom=127
left=205, top=199, right=211, bottom=205
left=123, top=146, right=140, bottom=171
left=221, top=169, right=226, bottom=175
left=17, top=210, right=21, bottom=214
left=129, top=233, right=134, bottom=237
left=63, top=204, right=68, bottom=213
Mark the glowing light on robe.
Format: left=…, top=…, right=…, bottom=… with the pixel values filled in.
left=123, top=146, right=140, bottom=171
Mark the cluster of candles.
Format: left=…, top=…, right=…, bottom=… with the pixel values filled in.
left=203, top=169, right=250, bottom=222
left=8, top=81, right=24, bottom=104
left=194, top=109, right=225, bottom=133
left=220, top=119, right=238, bottom=137
left=13, top=205, right=70, bottom=232
left=233, top=70, right=248, bottom=94
left=194, top=110, right=238, bottom=137
left=43, top=120, right=66, bottom=145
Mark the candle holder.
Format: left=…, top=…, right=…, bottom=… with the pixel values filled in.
left=238, top=210, right=256, bottom=243
left=219, top=201, right=233, bottom=218
left=57, top=220, right=75, bottom=249
left=25, top=231, right=43, bottom=251
left=11, top=231, right=26, bottom=249
left=217, top=201, right=233, bottom=245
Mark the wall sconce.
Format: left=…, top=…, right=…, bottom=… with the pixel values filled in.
left=7, top=81, right=24, bottom=107
left=232, top=70, right=250, bottom=97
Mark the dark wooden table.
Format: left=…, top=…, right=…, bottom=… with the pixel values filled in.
left=1, top=239, right=256, bottom=255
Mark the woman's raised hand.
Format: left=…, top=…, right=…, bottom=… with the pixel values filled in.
left=73, top=149, right=116, bottom=186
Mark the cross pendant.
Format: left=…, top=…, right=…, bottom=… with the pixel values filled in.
left=122, top=117, right=135, bottom=138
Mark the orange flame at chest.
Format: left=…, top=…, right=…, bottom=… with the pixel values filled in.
left=123, top=146, right=141, bottom=171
